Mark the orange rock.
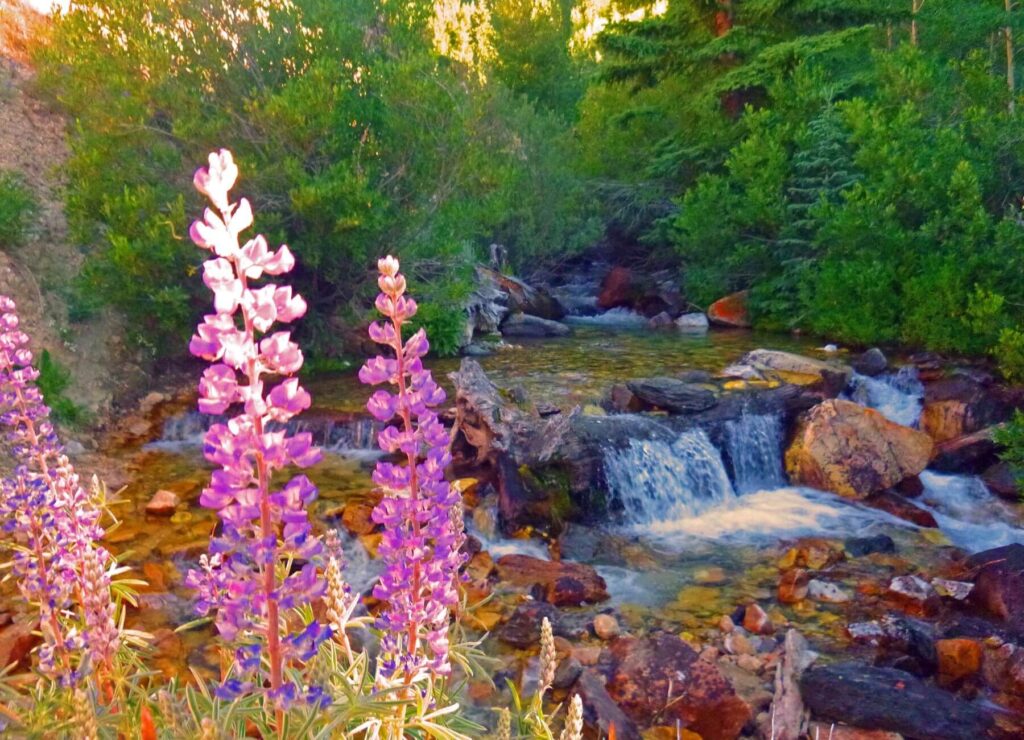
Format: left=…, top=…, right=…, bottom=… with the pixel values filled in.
left=145, top=489, right=179, bottom=516
left=778, top=569, right=809, bottom=604
left=805, top=722, right=903, bottom=740
left=707, top=290, right=751, bottom=328
left=465, top=550, right=495, bottom=582
left=937, top=638, right=983, bottom=683
left=341, top=501, right=377, bottom=535
left=742, top=604, right=773, bottom=635
left=921, top=400, right=968, bottom=444
left=785, top=400, right=933, bottom=498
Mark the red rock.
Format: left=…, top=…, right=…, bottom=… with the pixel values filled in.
left=887, top=575, right=939, bottom=616
left=805, top=722, right=903, bottom=740
left=707, top=290, right=751, bottom=328
left=920, top=375, right=1012, bottom=444
left=778, top=569, right=809, bottom=604
left=968, top=544, right=1024, bottom=629
left=930, top=426, right=1000, bottom=474
left=572, top=668, right=642, bottom=739
left=785, top=400, right=933, bottom=499
left=598, top=266, right=634, bottom=310
left=864, top=490, right=937, bottom=528
left=742, top=604, right=773, bottom=635
left=495, top=554, right=609, bottom=606
left=145, top=489, right=179, bottom=516
left=604, top=383, right=645, bottom=413
left=606, top=633, right=751, bottom=739
left=936, top=638, right=983, bottom=684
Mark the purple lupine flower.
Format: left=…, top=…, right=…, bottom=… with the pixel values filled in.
left=360, top=256, right=466, bottom=683
left=183, top=150, right=328, bottom=709
left=0, top=296, right=119, bottom=681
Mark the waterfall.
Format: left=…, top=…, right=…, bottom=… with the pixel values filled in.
left=604, top=429, right=735, bottom=526
left=845, top=366, right=924, bottom=427
left=725, top=413, right=786, bottom=493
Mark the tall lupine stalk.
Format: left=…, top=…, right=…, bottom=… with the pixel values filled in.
left=360, top=256, right=466, bottom=685
left=183, top=150, right=329, bottom=710
left=0, top=297, right=119, bottom=683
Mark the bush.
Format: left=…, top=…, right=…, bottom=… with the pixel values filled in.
left=36, top=350, right=86, bottom=426
left=994, top=410, right=1024, bottom=497
left=0, top=170, right=35, bottom=249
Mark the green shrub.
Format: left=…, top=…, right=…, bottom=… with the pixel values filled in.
left=0, top=170, right=35, bottom=249
left=994, top=410, right=1024, bottom=497
left=37, top=350, right=86, bottom=426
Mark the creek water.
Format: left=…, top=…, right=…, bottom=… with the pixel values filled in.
left=95, top=325, right=1024, bottom=679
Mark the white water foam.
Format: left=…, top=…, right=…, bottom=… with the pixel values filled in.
left=565, top=307, right=649, bottom=328
left=725, top=413, right=787, bottom=493
left=845, top=366, right=924, bottom=427
left=918, top=471, right=1024, bottom=552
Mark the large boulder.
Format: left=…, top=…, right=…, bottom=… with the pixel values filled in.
left=676, top=312, right=710, bottom=333
left=495, top=554, right=609, bottom=606
left=853, top=348, right=888, bottom=377
left=785, top=400, right=933, bottom=498
left=731, top=349, right=852, bottom=396
left=982, top=461, right=1020, bottom=501
left=707, top=290, right=751, bottom=328
left=572, top=668, right=642, bottom=740
left=598, top=266, right=634, bottom=310
left=477, top=266, right=565, bottom=321
left=626, top=377, right=718, bottom=414
left=968, top=544, right=1024, bottom=633
left=500, top=312, right=571, bottom=338
left=920, top=375, right=1016, bottom=444
left=605, top=633, right=751, bottom=739
left=801, top=663, right=996, bottom=738
left=930, top=426, right=1000, bottom=473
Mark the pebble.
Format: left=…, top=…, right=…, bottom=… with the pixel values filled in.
left=807, top=579, right=852, bottom=603
left=719, top=614, right=735, bottom=633
left=742, top=604, right=773, bottom=635
left=724, top=632, right=755, bottom=656
left=737, top=653, right=763, bottom=672
left=145, top=489, right=179, bottom=516
left=593, top=614, right=620, bottom=640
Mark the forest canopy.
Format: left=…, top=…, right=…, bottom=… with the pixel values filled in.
left=34, top=0, right=1024, bottom=376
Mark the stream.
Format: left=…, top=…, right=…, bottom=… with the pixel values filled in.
left=94, top=321, right=1024, bottom=691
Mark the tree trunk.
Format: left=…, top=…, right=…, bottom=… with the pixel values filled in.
left=1008, top=0, right=1017, bottom=114
left=910, top=0, right=922, bottom=46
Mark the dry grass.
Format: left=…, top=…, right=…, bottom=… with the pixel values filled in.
left=0, top=0, right=48, bottom=67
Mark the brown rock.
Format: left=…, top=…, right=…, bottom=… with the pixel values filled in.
left=572, top=667, right=642, bottom=740
left=495, top=554, right=609, bottom=606
left=982, top=461, right=1020, bottom=502
left=785, top=400, right=933, bottom=498
left=778, top=538, right=844, bottom=570
left=936, top=638, right=983, bottom=684
left=930, top=426, right=1000, bottom=474
left=598, top=266, right=634, bottom=310
left=887, top=576, right=939, bottom=617
left=805, top=722, right=903, bottom=740
left=778, top=569, right=810, bottom=604
left=0, top=619, right=38, bottom=670
left=738, top=349, right=852, bottom=396
left=920, top=375, right=1013, bottom=444
left=465, top=550, right=495, bottom=582
left=607, top=633, right=751, bottom=739
left=341, top=501, right=377, bottom=535
left=742, top=604, right=773, bottom=635
left=604, top=383, right=645, bottom=413
left=593, top=613, right=620, bottom=640
left=864, top=490, right=938, bottom=528
left=707, top=290, right=751, bottom=329
left=145, top=489, right=179, bottom=516
left=968, top=544, right=1024, bottom=630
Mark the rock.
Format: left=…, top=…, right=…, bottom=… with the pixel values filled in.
left=844, top=535, right=896, bottom=557
left=968, top=544, right=1024, bottom=631
left=625, top=377, right=718, bottom=414
left=606, top=633, right=751, bottom=739
left=807, top=579, right=851, bottom=603
left=982, top=461, right=1020, bottom=501
left=801, top=663, right=995, bottom=739
left=784, top=400, right=933, bottom=499
left=738, top=349, right=853, bottom=395
left=0, top=619, right=38, bottom=670
left=500, top=312, right=571, bottom=338
left=853, top=348, right=888, bottom=377
left=779, top=539, right=844, bottom=570
left=804, top=722, right=903, bottom=740
left=936, top=638, right=983, bottom=684
left=707, top=290, right=751, bottom=329
left=602, top=383, right=645, bottom=414
left=778, top=569, right=809, bottom=604
left=572, top=668, right=642, bottom=740
left=341, top=501, right=377, bottom=535
left=743, top=604, right=773, bottom=635
left=930, top=426, right=1000, bottom=473
left=598, top=266, right=634, bottom=310
left=719, top=615, right=736, bottom=633
left=477, top=266, right=565, bottom=321
left=647, top=311, right=674, bottom=329
left=145, top=489, right=179, bottom=516
left=498, top=601, right=576, bottom=648
left=724, top=633, right=755, bottom=656
left=553, top=656, right=583, bottom=690
left=932, top=578, right=973, bottom=601
left=64, top=439, right=87, bottom=456
left=762, top=630, right=815, bottom=740
left=864, top=490, right=938, bottom=528
left=465, top=551, right=495, bottom=582
left=887, top=576, right=939, bottom=616
left=676, top=312, right=709, bottom=333
left=495, top=555, right=609, bottom=607
left=139, top=390, right=169, bottom=413
left=920, top=375, right=1014, bottom=444
left=737, top=654, right=763, bottom=672
left=593, top=614, right=620, bottom=640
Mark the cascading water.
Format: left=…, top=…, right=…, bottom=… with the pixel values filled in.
left=845, top=366, right=924, bottom=427
left=604, top=429, right=736, bottom=526
left=725, top=413, right=786, bottom=493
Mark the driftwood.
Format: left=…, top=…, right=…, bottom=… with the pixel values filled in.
left=763, top=629, right=815, bottom=740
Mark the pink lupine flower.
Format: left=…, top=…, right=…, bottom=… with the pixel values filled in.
left=183, top=150, right=329, bottom=709
left=360, top=256, right=466, bottom=682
